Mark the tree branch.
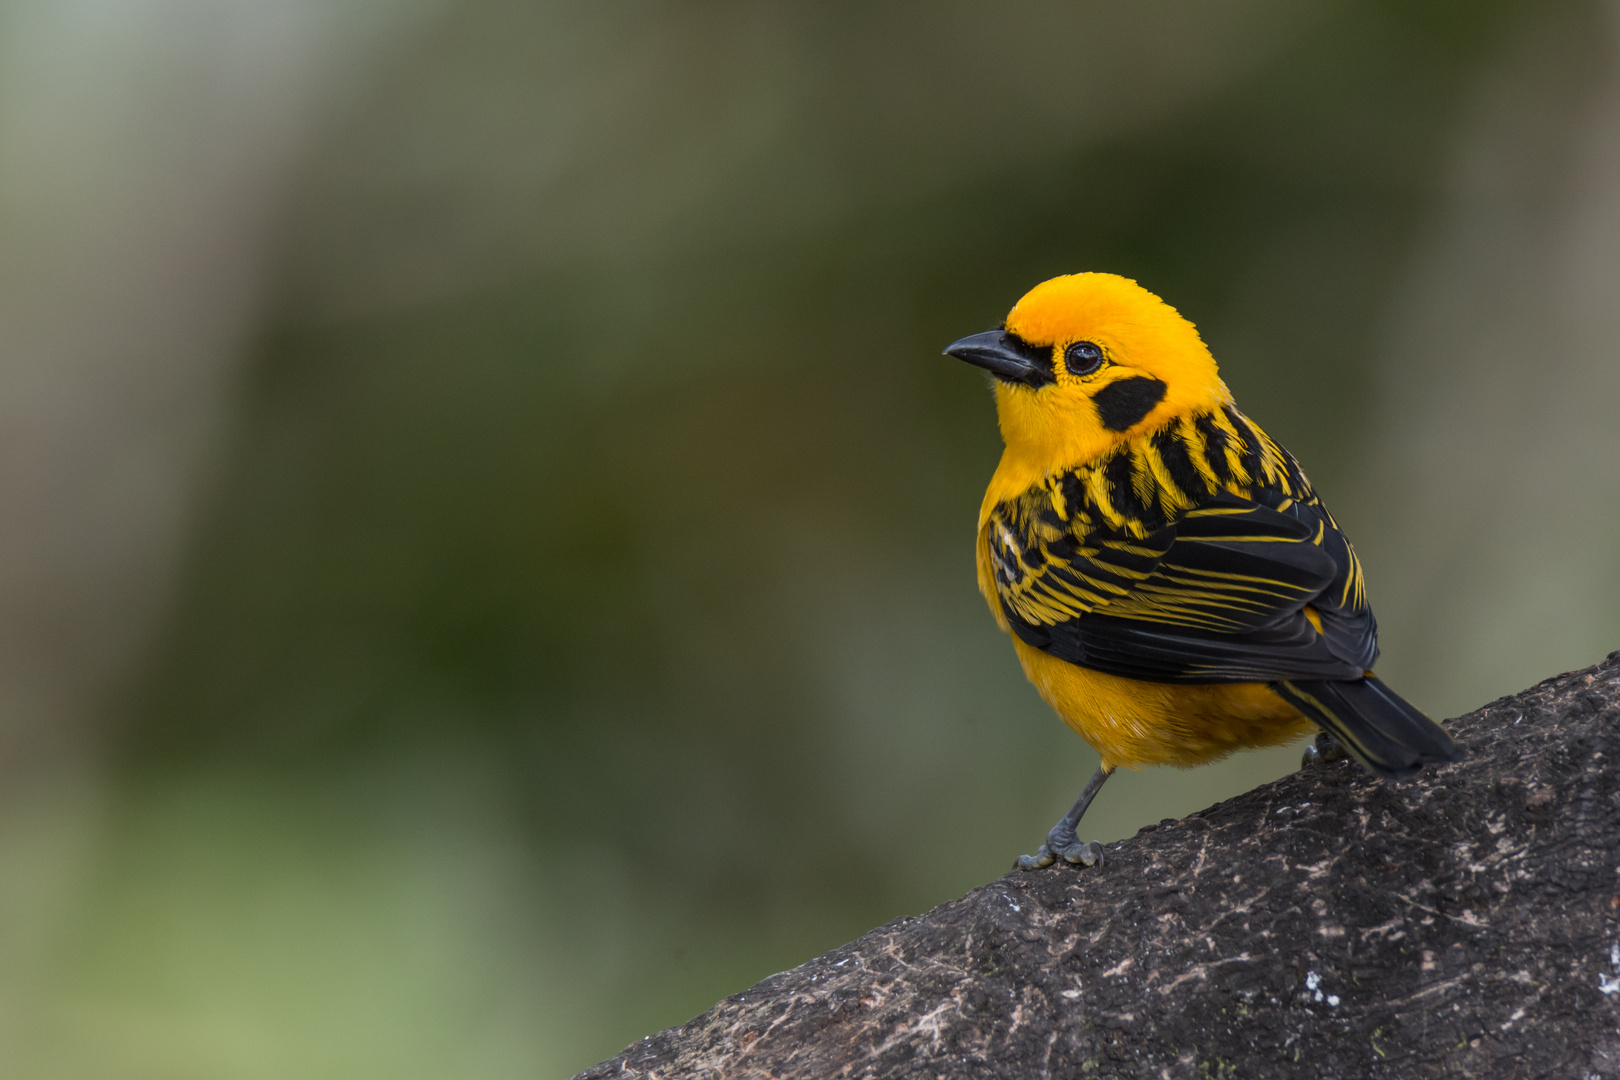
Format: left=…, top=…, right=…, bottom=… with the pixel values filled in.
left=577, top=656, right=1620, bottom=1079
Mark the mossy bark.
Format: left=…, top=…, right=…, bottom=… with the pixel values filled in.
left=576, top=657, right=1620, bottom=1079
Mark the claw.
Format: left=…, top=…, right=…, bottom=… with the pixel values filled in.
left=1015, top=845, right=1057, bottom=871
left=1300, top=731, right=1348, bottom=769
left=1055, top=840, right=1104, bottom=867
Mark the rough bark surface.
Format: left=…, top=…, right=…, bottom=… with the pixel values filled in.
left=577, top=658, right=1620, bottom=1079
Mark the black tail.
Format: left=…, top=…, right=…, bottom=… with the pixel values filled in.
left=1273, top=676, right=1461, bottom=778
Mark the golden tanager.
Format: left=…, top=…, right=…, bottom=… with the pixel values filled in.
left=945, top=273, right=1459, bottom=871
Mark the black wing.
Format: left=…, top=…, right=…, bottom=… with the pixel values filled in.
left=989, top=480, right=1377, bottom=685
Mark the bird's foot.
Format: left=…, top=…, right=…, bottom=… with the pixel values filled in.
left=1014, top=823, right=1104, bottom=871
left=1300, top=731, right=1348, bottom=769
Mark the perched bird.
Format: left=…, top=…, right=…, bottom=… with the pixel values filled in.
left=945, top=273, right=1460, bottom=871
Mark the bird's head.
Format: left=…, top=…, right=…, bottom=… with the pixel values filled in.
left=946, top=273, right=1228, bottom=469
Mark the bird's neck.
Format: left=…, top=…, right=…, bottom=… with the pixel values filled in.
left=979, top=401, right=1304, bottom=533
left=980, top=409, right=1188, bottom=528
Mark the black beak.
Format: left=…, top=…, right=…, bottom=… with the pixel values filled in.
left=943, top=330, right=1054, bottom=388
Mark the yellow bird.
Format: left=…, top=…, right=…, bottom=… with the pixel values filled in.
left=945, top=273, right=1459, bottom=871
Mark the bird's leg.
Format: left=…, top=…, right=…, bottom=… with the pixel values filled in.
left=1300, top=730, right=1348, bottom=769
left=1015, top=764, right=1114, bottom=871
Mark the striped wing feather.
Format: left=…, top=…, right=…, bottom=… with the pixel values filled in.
left=987, top=407, right=1378, bottom=685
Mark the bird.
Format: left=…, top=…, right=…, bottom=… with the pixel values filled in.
left=944, top=272, right=1460, bottom=871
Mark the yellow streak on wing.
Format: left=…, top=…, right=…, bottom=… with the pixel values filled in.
left=1081, top=555, right=1155, bottom=581
left=1112, top=607, right=1247, bottom=632
left=1071, top=572, right=1131, bottom=597
left=1240, top=412, right=1285, bottom=489
left=1153, top=565, right=1312, bottom=591
left=1129, top=448, right=1161, bottom=514
left=1115, top=602, right=1260, bottom=631
left=1248, top=417, right=1299, bottom=494
left=1131, top=587, right=1275, bottom=614
left=1097, top=539, right=1164, bottom=558
left=1011, top=582, right=1069, bottom=624
left=1137, top=440, right=1196, bottom=519
left=1047, top=474, right=1070, bottom=522
left=1080, top=463, right=1123, bottom=531
left=1339, top=545, right=1367, bottom=610
left=1209, top=409, right=1251, bottom=484
left=1046, top=573, right=1113, bottom=609
left=1178, top=416, right=1223, bottom=492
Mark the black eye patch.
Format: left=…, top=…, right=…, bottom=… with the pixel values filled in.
left=1093, top=376, right=1167, bottom=431
left=1001, top=332, right=1057, bottom=388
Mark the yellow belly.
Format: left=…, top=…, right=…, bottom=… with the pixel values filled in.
left=1012, top=637, right=1312, bottom=770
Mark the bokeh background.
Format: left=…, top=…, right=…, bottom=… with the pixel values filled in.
left=2, top=1, right=1618, bottom=1076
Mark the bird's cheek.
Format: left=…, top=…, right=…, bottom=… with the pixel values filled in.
left=1092, top=375, right=1168, bottom=432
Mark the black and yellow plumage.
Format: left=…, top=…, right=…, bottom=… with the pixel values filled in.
left=948, top=273, right=1459, bottom=870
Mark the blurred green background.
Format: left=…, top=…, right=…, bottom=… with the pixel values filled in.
left=2, top=0, right=1619, bottom=1076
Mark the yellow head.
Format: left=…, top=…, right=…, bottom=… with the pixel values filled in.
left=945, top=273, right=1230, bottom=471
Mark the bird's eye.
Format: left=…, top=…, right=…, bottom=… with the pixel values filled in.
left=1064, top=341, right=1105, bottom=376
